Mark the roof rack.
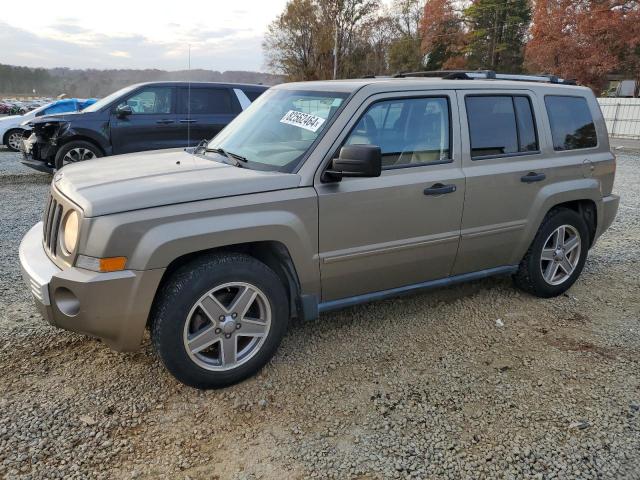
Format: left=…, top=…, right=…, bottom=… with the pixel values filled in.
left=393, top=70, right=577, bottom=85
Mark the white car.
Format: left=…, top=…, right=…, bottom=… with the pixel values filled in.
left=0, top=98, right=96, bottom=152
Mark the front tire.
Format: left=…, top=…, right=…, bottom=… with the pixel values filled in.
left=151, top=253, right=289, bottom=389
left=4, top=129, right=24, bottom=152
left=54, top=140, right=102, bottom=169
left=513, top=208, right=589, bottom=298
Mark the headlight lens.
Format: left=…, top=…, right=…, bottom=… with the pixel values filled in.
left=62, top=210, right=79, bottom=253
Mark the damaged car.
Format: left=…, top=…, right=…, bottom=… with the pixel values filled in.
left=21, top=81, right=268, bottom=172
left=0, top=98, right=96, bottom=152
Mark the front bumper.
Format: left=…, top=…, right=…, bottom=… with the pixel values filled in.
left=20, top=132, right=57, bottom=172
left=20, top=157, right=55, bottom=173
left=19, top=222, right=165, bottom=351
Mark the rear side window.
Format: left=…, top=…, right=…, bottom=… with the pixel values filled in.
left=466, top=95, right=539, bottom=159
left=177, top=88, right=233, bottom=115
left=243, top=90, right=264, bottom=102
left=545, top=96, right=597, bottom=150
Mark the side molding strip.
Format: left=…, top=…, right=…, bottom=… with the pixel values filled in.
left=318, top=265, right=518, bottom=313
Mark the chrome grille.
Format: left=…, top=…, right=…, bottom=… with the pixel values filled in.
left=41, top=187, right=81, bottom=268
left=42, top=193, right=64, bottom=257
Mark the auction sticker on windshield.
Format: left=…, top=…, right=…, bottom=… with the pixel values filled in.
left=280, top=110, right=326, bottom=132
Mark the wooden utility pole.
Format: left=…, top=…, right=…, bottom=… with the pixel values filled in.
left=333, top=18, right=339, bottom=80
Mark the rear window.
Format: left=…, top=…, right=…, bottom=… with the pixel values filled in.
left=178, top=88, right=233, bottom=115
left=466, top=95, right=539, bottom=158
left=545, top=96, right=597, bottom=151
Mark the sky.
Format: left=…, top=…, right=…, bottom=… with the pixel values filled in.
left=0, top=0, right=294, bottom=72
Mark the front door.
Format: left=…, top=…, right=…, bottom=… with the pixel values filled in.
left=110, top=86, right=179, bottom=154
left=315, top=92, right=465, bottom=301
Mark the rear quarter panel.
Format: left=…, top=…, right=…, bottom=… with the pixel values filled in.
left=510, top=86, right=615, bottom=263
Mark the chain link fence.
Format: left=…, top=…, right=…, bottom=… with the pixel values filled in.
left=598, top=98, right=640, bottom=140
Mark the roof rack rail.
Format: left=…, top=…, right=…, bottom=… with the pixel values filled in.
left=393, top=70, right=577, bottom=85
left=393, top=70, right=496, bottom=79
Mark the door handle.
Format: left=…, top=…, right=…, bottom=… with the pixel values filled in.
left=156, top=119, right=174, bottom=125
left=423, top=183, right=457, bottom=195
left=521, top=171, right=546, bottom=183
left=179, top=119, right=197, bottom=124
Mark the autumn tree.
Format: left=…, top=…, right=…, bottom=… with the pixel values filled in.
left=264, top=0, right=381, bottom=80
left=318, top=0, right=381, bottom=78
left=525, top=0, right=640, bottom=91
left=356, top=15, right=397, bottom=75
left=464, top=0, right=531, bottom=72
left=420, top=0, right=467, bottom=70
left=387, top=0, right=426, bottom=73
left=263, top=0, right=332, bottom=81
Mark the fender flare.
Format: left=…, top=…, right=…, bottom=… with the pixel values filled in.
left=510, top=178, right=601, bottom=264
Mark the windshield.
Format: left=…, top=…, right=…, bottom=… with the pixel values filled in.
left=30, top=102, right=54, bottom=116
left=208, top=89, right=348, bottom=172
left=82, top=84, right=138, bottom=113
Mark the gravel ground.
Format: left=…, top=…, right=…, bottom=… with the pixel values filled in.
left=0, top=146, right=638, bottom=480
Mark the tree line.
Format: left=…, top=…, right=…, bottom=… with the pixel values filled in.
left=0, top=65, right=282, bottom=97
left=263, top=0, right=640, bottom=91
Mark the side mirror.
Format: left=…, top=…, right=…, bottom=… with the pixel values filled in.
left=322, top=144, right=382, bottom=182
left=115, top=104, right=133, bottom=117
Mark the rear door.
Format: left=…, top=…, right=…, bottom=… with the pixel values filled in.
left=176, top=86, right=239, bottom=146
left=315, top=90, right=465, bottom=301
left=110, top=86, right=179, bottom=154
left=453, top=90, right=551, bottom=274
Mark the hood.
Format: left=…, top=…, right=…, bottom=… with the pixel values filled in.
left=54, top=149, right=301, bottom=217
left=29, top=110, right=90, bottom=125
left=0, top=115, right=20, bottom=123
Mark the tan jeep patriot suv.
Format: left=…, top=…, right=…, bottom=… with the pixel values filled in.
left=20, top=71, right=619, bottom=388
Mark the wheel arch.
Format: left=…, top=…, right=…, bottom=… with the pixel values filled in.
left=512, top=181, right=602, bottom=264
left=150, top=241, right=304, bottom=325
left=2, top=127, right=24, bottom=145
left=57, top=135, right=106, bottom=156
left=547, top=199, right=597, bottom=247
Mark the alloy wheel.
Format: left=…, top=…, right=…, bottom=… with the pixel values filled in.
left=183, top=282, right=271, bottom=371
left=539, top=224, right=581, bottom=285
left=7, top=132, right=22, bottom=151
left=62, top=147, right=96, bottom=165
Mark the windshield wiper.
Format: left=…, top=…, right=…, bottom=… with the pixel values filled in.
left=205, top=147, right=243, bottom=167
left=206, top=147, right=249, bottom=166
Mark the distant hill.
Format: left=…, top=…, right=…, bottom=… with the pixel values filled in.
left=0, top=64, right=284, bottom=97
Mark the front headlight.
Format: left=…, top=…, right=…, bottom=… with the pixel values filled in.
left=62, top=210, right=79, bottom=253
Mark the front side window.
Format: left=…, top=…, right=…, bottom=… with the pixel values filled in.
left=208, top=89, right=347, bottom=171
left=119, top=87, right=173, bottom=114
left=344, top=97, right=450, bottom=168
left=178, top=88, right=233, bottom=115
left=545, top=96, right=597, bottom=151
left=82, top=84, right=138, bottom=113
left=466, top=95, right=539, bottom=159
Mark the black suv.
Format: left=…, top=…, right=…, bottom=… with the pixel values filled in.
left=21, top=81, right=268, bottom=171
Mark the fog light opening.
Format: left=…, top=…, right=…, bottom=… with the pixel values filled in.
left=54, top=287, right=80, bottom=317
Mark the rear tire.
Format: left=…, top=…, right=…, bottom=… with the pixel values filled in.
left=4, top=129, right=24, bottom=152
left=151, top=253, right=289, bottom=389
left=513, top=208, right=589, bottom=298
left=54, top=140, right=102, bottom=169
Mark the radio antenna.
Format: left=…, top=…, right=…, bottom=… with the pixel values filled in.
left=187, top=44, right=191, bottom=149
